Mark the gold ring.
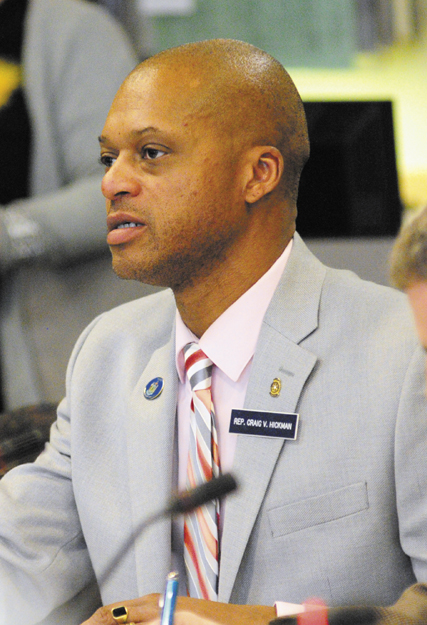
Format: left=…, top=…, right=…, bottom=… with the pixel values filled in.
left=111, top=606, right=128, bottom=624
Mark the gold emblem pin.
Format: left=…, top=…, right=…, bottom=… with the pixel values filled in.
left=270, top=378, right=281, bottom=397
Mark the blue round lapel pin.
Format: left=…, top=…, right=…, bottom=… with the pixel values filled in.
left=144, top=377, right=164, bottom=400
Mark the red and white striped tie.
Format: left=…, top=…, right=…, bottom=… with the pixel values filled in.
left=183, top=342, right=220, bottom=601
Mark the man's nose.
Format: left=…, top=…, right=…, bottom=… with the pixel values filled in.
left=101, top=159, right=141, bottom=200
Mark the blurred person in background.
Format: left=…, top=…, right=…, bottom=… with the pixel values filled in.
left=390, top=204, right=427, bottom=371
left=0, top=0, right=140, bottom=413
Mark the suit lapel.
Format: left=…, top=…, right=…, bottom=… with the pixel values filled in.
left=125, top=320, right=179, bottom=596
left=218, top=235, right=326, bottom=602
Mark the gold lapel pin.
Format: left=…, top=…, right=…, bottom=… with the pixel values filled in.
left=270, top=378, right=282, bottom=397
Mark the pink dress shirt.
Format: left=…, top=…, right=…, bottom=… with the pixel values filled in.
left=175, top=240, right=293, bottom=494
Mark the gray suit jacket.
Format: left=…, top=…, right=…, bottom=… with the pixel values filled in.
left=1, top=235, right=427, bottom=624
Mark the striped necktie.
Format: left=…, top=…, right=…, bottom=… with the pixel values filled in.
left=183, top=342, right=220, bottom=601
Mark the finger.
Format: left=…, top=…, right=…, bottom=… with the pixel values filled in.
left=81, top=594, right=162, bottom=625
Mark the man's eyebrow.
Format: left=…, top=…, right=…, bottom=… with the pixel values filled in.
left=98, top=127, right=163, bottom=144
left=130, top=126, right=162, bottom=138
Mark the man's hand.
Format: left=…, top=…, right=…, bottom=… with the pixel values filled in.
left=82, top=594, right=276, bottom=625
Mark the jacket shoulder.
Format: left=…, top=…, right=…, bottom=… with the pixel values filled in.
left=69, top=289, right=176, bottom=363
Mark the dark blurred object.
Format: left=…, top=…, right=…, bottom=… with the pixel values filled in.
left=0, top=276, right=3, bottom=414
left=0, top=402, right=57, bottom=476
left=297, top=101, right=402, bottom=238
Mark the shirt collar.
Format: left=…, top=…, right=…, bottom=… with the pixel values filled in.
left=175, top=239, right=293, bottom=383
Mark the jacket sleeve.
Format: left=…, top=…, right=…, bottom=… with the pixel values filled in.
left=0, top=313, right=108, bottom=625
left=0, top=397, right=96, bottom=625
left=394, top=344, right=427, bottom=582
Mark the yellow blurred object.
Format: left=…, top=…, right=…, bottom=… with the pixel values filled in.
left=0, top=59, right=21, bottom=108
left=400, top=170, right=427, bottom=210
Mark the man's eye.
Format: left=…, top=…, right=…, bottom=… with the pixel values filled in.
left=142, top=147, right=166, bottom=160
left=99, top=155, right=116, bottom=168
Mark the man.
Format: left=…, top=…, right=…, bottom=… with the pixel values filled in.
left=125, top=210, right=427, bottom=625
left=1, top=39, right=427, bottom=625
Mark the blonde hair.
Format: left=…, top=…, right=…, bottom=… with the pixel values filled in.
left=390, top=206, right=427, bottom=290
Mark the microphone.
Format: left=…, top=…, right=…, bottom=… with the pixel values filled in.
left=98, top=472, right=238, bottom=585
left=167, top=472, right=237, bottom=514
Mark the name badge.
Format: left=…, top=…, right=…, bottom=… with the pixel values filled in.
left=229, top=409, right=299, bottom=440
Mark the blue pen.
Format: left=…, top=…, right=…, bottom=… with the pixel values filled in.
left=160, top=571, right=179, bottom=625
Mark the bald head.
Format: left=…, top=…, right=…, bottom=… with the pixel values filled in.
left=126, top=39, right=309, bottom=203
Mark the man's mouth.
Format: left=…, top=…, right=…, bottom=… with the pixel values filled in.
left=116, top=222, right=140, bottom=229
left=107, top=214, right=146, bottom=245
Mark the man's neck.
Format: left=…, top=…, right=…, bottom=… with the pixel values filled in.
left=174, top=234, right=293, bottom=337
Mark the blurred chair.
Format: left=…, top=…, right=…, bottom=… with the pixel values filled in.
left=0, top=402, right=57, bottom=477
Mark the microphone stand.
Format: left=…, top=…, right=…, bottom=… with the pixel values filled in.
left=98, top=473, right=237, bottom=587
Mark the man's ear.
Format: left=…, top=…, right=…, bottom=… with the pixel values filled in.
left=243, top=146, right=284, bottom=204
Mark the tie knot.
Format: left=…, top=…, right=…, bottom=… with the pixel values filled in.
left=183, top=343, right=213, bottom=392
